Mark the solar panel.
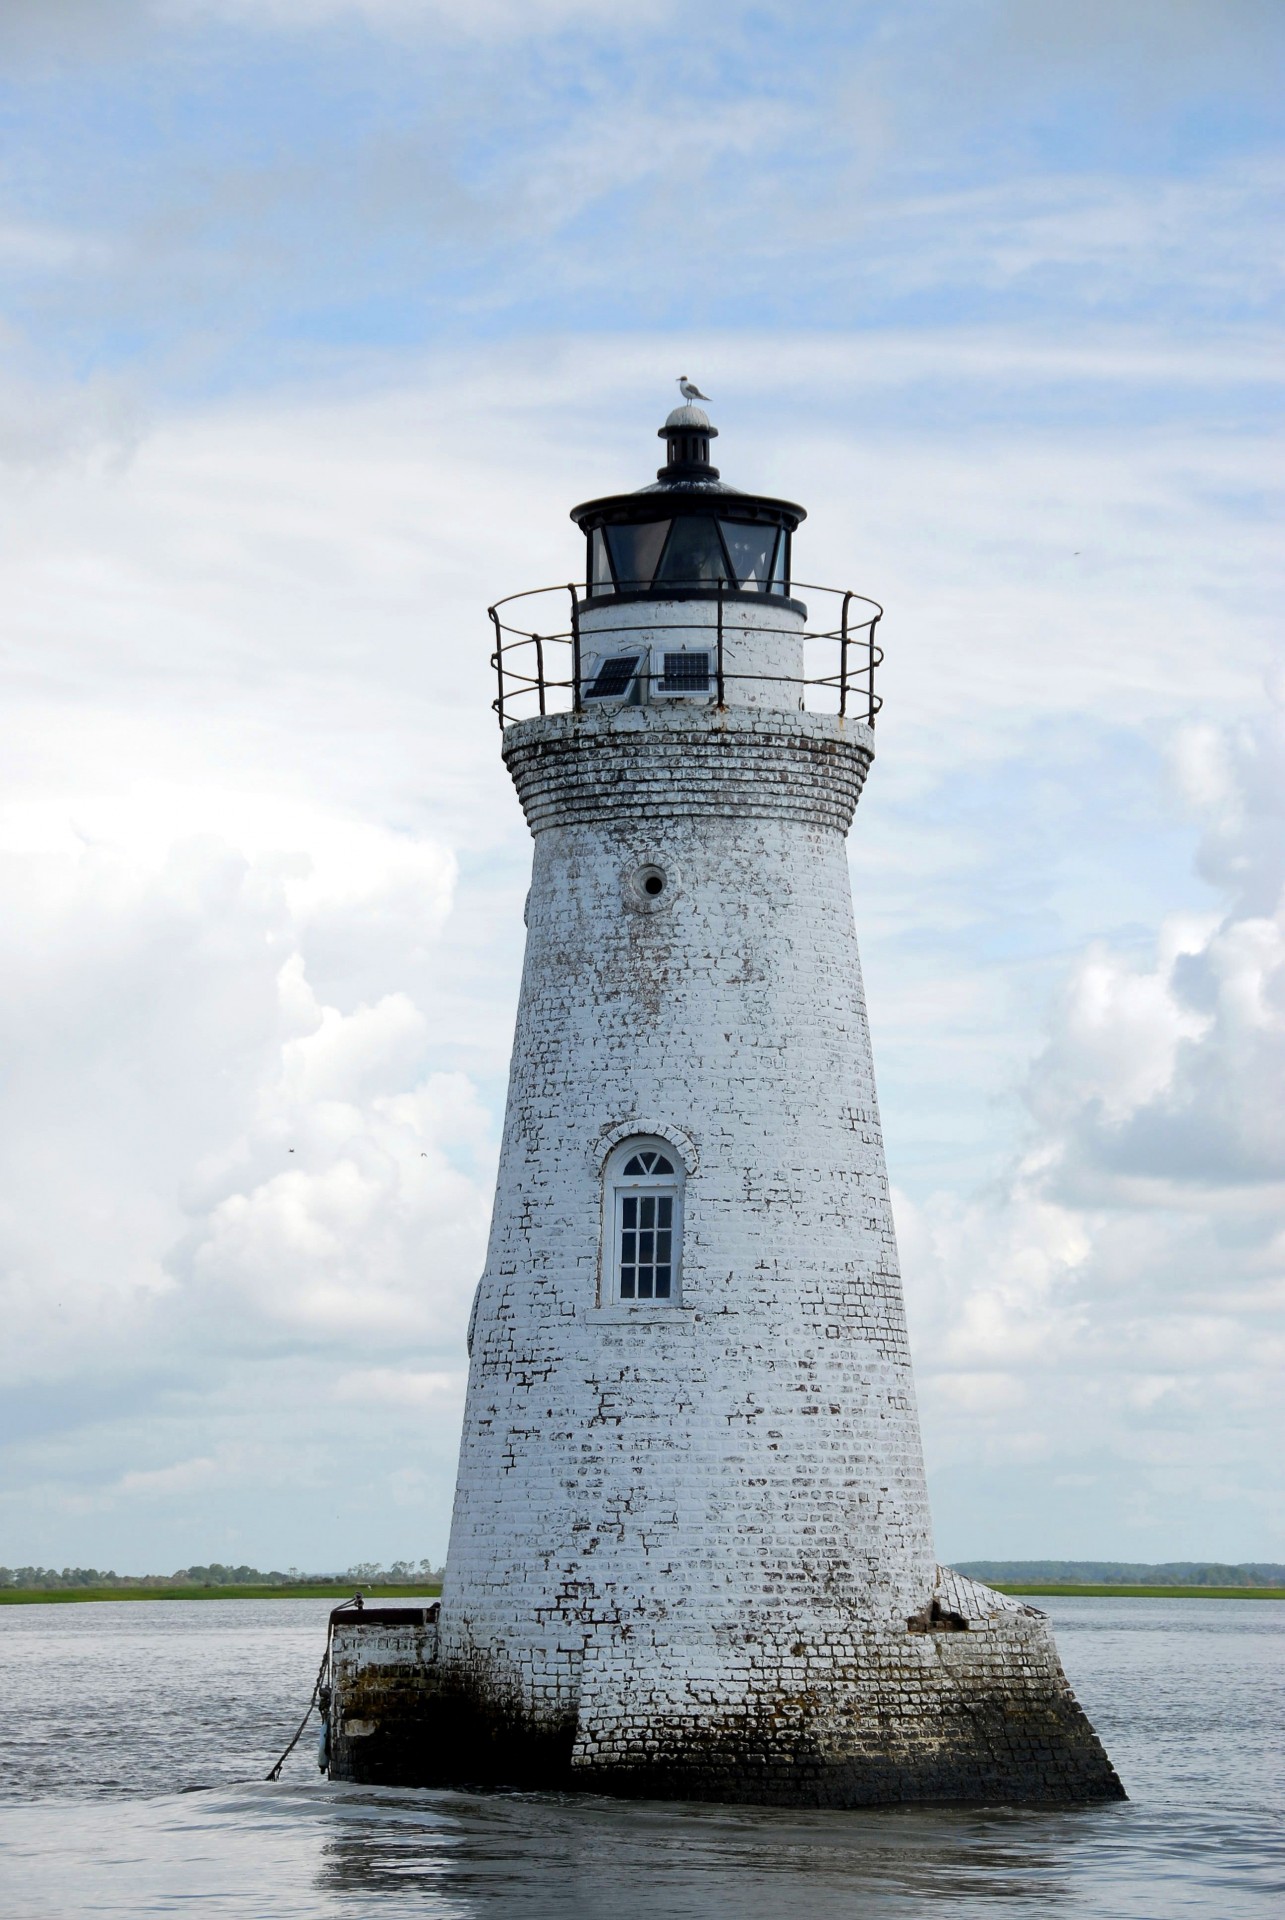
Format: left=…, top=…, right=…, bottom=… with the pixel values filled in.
left=660, top=651, right=710, bottom=693
left=586, top=654, right=639, bottom=699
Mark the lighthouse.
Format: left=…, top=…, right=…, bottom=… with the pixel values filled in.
left=327, top=399, right=1123, bottom=1805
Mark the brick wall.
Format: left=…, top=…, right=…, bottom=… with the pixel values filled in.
left=393, top=690, right=1124, bottom=1806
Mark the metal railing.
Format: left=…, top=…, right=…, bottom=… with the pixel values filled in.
left=487, top=581, right=883, bottom=729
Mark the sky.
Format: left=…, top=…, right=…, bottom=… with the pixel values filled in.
left=0, top=0, right=1281, bottom=1575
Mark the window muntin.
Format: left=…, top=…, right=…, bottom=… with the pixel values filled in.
left=770, top=528, right=789, bottom=593
left=587, top=516, right=791, bottom=597
left=619, top=1191, right=673, bottom=1299
left=719, top=521, right=778, bottom=590
left=605, top=1138, right=684, bottom=1306
left=590, top=528, right=614, bottom=595
left=605, top=520, right=670, bottom=591
left=653, top=515, right=727, bottom=587
left=623, top=1149, right=673, bottom=1175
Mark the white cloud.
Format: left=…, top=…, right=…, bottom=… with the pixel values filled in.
left=117, top=1453, right=222, bottom=1497
left=1027, top=690, right=1285, bottom=1197
left=182, top=1059, right=491, bottom=1345
left=164, top=0, right=657, bottom=30
left=0, top=340, right=1276, bottom=1566
left=903, top=673, right=1285, bottom=1557
left=0, top=221, right=112, bottom=273
left=0, top=785, right=487, bottom=1382
left=0, top=753, right=493, bottom=1562
left=0, top=0, right=667, bottom=62
left=0, top=0, right=1274, bottom=1576
left=280, top=987, right=425, bottom=1103
left=980, top=0, right=1284, bottom=81
left=336, top=1367, right=462, bottom=1406
left=1029, top=918, right=1217, bottom=1131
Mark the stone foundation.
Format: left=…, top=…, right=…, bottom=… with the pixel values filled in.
left=327, top=1572, right=1123, bottom=1805
left=326, top=1607, right=442, bottom=1787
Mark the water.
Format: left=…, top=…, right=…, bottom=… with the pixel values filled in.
left=0, top=1595, right=1280, bottom=1917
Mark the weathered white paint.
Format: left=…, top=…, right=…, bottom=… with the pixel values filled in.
left=414, top=466, right=1121, bottom=1805
left=578, top=595, right=806, bottom=710
left=438, top=680, right=934, bottom=1715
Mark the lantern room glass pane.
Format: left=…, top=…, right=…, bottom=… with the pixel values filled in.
left=720, top=522, right=778, bottom=591
left=605, top=519, right=670, bottom=592
left=590, top=528, right=614, bottom=594
left=770, top=530, right=789, bottom=594
left=654, top=515, right=727, bottom=587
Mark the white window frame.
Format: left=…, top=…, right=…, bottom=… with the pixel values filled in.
left=602, top=1136, right=684, bottom=1306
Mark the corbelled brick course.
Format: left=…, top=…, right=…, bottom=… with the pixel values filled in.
left=504, top=706, right=872, bottom=834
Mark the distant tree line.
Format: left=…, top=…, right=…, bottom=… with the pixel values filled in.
left=8, top=1557, right=1277, bottom=1593
left=955, top=1561, right=1285, bottom=1587
left=0, top=1559, right=442, bottom=1591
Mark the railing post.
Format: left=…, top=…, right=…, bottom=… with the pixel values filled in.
left=568, top=585, right=582, bottom=712
left=489, top=607, right=505, bottom=730
left=868, top=610, right=880, bottom=727
left=839, top=589, right=852, bottom=719
left=533, top=634, right=546, bottom=716
left=716, top=576, right=726, bottom=708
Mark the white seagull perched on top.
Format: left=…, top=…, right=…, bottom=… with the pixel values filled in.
left=677, top=375, right=710, bottom=403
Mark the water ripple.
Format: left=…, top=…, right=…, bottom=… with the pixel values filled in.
left=0, top=1596, right=1280, bottom=1918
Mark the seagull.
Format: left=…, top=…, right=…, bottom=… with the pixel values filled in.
left=677, top=375, right=710, bottom=403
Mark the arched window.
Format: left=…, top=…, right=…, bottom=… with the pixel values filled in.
left=603, top=1137, right=684, bottom=1304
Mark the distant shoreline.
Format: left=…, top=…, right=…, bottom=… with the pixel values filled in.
left=1, top=1580, right=1280, bottom=1605
left=0, top=1583, right=443, bottom=1606
left=994, top=1583, right=1284, bottom=1600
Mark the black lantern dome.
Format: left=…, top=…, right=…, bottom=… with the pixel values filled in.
left=570, top=403, right=806, bottom=604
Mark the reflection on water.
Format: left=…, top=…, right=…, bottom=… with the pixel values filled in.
left=312, top=1791, right=1104, bottom=1917
left=0, top=1597, right=1280, bottom=1918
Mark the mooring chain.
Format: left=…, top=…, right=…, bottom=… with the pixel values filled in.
left=264, top=1640, right=331, bottom=1782
left=264, top=1594, right=368, bottom=1781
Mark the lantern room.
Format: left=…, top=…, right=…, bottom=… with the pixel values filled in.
left=570, top=403, right=805, bottom=602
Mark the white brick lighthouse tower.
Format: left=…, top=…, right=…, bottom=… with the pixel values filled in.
left=409, top=402, right=1122, bottom=1805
